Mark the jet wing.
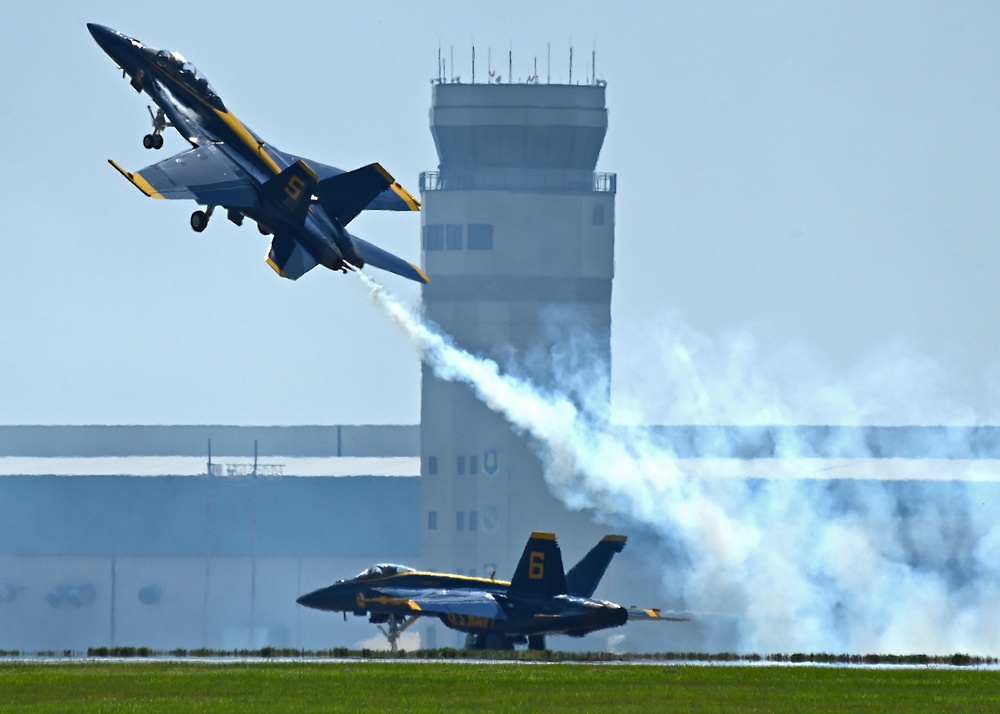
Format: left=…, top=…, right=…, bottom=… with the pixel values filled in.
left=108, top=143, right=258, bottom=207
left=375, top=588, right=507, bottom=621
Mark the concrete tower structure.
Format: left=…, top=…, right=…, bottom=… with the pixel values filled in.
left=418, top=80, right=616, bottom=645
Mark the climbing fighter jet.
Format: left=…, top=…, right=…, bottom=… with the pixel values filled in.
left=88, top=23, right=428, bottom=283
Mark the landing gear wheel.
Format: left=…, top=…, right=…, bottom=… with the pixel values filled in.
left=190, top=210, right=209, bottom=233
left=528, top=635, right=546, bottom=651
left=152, top=133, right=164, bottom=150
left=257, top=223, right=271, bottom=236
left=142, top=134, right=154, bottom=149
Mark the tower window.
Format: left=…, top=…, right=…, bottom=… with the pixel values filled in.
left=469, top=511, right=478, bottom=532
left=456, top=455, right=465, bottom=475
left=427, top=456, right=438, bottom=475
left=428, top=511, right=437, bottom=530
left=424, top=224, right=444, bottom=251
left=446, top=224, right=464, bottom=250
left=469, top=455, right=478, bottom=474
left=456, top=512, right=465, bottom=531
left=467, top=224, right=494, bottom=250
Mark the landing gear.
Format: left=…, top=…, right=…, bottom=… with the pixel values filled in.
left=375, top=614, right=417, bottom=655
left=142, top=106, right=170, bottom=150
left=527, top=635, right=546, bottom=651
left=190, top=205, right=215, bottom=233
left=468, top=633, right=515, bottom=650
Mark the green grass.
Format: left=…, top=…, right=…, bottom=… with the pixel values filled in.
left=0, top=662, right=997, bottom=713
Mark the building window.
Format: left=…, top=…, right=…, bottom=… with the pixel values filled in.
left=592, top=203, right=605, bottom=226
left=446, top=224, right=463, bottom=250
left=424, top=224, right=444, bottom=251
left=456, top=455, right=465, bottom=475
left=467, top=224, right=494, bottom=250
left=469, top=455, right=478, bottom=474
left=428, top=511, right=437, bottom=530
left=469, top=511, right=478, bottom=532
left=428, top=456, right=438, bottom=475
left=456, top=512, right=465, bottom=531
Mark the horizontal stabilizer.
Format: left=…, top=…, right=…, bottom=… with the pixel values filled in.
left=316, top=163, right=415, bottom=226
left=566, top=535, right=627, bottom=598
left=509, top=532, right=568, bottom=600
left=266, top=233, right=318, bottom=280
left=352, top=236, right=430, bottom=284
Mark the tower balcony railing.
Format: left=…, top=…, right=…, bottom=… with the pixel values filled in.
left=419, top=169, right=616, bottom=194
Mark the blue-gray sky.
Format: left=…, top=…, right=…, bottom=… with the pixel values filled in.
left=1, top=1, right=998, bottom=425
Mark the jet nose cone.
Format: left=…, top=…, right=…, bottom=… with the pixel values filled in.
left=87, top=23, right=134, bottom=61
left=296, top=590, right=324, bottom=609
left=87, top=23, right=114, bottom=43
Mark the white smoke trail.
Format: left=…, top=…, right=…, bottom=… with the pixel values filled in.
left=358, top=271, right=1000, bottom=654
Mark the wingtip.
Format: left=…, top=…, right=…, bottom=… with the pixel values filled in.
left=107, top=159, right=164, bottom=199
left=409, top=262, right=431, bottom=284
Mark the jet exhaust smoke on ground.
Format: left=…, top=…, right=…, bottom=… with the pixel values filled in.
left=358, top=272, right=1000, bottom=655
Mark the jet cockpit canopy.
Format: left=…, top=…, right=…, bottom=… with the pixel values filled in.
left=354, top=564, right=416, bottom=580
left=153, top=49, right=225, bottom=110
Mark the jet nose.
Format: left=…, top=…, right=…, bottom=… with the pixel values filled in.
left=296, top=589, right=326, bottom=610
left=87, top=23, right=137, bottom=64
left=87, top=23, right=116, bottom=46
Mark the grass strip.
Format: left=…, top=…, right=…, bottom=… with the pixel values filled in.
left=1, top=662, right=998, bottom=713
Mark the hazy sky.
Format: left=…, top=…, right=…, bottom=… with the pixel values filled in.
left=1, top=1, right=998, bottom=425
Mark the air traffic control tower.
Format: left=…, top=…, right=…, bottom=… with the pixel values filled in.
left=418, top=78, right=616, bottom=642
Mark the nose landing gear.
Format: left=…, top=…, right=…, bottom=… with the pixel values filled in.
left=142, top=106, right=170, bottom=150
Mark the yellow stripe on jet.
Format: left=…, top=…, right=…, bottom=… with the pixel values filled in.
left=213, top=108, right=282, bottom=175
left=108, top=160, right=164, bottom=199
left=409, top=262, right=431, bottom=284
left=391, top=181, right=421, bottom=211
left=265, top=257, right=286, bottom=278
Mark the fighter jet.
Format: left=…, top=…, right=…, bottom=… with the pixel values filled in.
left=297, top=532, right=686, bottom=651
left=87, top=23, right=428, bottom=283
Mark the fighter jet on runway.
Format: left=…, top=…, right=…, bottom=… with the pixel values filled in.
left=88, top=23, right=428, bottom=283
left=297, top=532, right=686, bottom=651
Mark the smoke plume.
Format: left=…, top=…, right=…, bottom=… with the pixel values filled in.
left=359, top=272, right=1000, bottom=655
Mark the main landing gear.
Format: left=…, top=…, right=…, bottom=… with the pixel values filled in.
left=376, top=614, right=417, bottom=655
left=190, top=206, right=215, bottom=232
left=142, top=106, right=169, bottom=150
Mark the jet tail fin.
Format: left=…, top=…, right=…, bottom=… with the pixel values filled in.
left=316, top=163, right=418, bottom=226
left=565, top=535, right=627, bottom=598
left=261, top=160, right=319, bottom=224
left=508, top=532, right=567, bottom=599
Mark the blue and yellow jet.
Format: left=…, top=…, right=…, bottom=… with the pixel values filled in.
left=297, top=532, right=686, bottom=651
left=88, top=23, right=428, bottom=283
